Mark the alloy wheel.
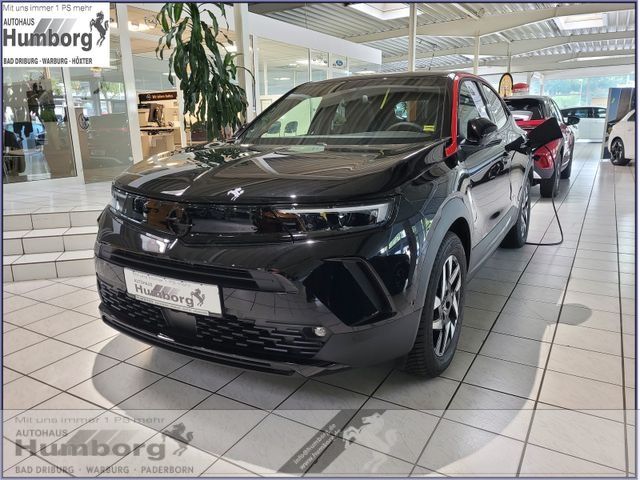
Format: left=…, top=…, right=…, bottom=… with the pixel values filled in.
left=433, top=255, right=462, bottom=357
left=612, top=140, right=624, bottom=163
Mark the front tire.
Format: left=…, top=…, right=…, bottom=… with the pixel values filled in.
left=610, top=138, right=631, bottom=166
left=540, top=154, right=560, bottom=198
left=403, top=232, right=466, bottom=377
left=501, top=178, right=530, bottom=248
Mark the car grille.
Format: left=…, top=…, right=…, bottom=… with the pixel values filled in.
left=98, top=281, right=324, bottom=362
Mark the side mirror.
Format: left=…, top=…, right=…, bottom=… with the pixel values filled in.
left=565, top=115, right=580, bottom=126
left=466, top=117, right=498, bottom=144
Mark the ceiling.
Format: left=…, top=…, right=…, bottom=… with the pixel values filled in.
left=252, top=2, right=636, bottom=73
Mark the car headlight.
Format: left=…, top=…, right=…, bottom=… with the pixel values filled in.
left=276, top=201, right=393, bottom=232
left=109, top=186, right=127, bottom=214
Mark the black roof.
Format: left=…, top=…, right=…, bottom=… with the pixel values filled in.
left=309, top=71, right=465, bottom=85
left=504, top=95, right=550, bottom=102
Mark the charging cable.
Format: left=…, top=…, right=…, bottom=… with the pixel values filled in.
left=525, top=145, right=564, bottom=246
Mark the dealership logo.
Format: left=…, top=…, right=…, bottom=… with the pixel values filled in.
left=89, top=11, right=108, bottom=47
left=227, top=187, right=244, bottom=201
left=161, top=423, right=194, bottom=456
left=2, top=2, right=110, bottom=67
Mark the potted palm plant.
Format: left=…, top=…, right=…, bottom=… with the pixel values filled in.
left=156, top=2, right=248, bottom=142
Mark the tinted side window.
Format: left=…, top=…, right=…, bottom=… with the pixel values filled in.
left=481, top=84, right=507, bottom=129
left=458, top=81, right=490, bottom=139
left=594, top=108, right=607, bottom=119
left=571, top=108, right=589, bottom=118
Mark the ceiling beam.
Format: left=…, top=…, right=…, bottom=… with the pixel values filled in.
left=349, top=3, right=633, bottom=43
left=383, top=30, right=635, bottom=63
left=248, top=3, right=306, bottom=15
left=424, top=50, right=634, bottom=71
left=423, top=55, right=634, bottom=74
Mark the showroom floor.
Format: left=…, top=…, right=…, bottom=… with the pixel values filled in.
left=2, top=143, right=636, bottom=477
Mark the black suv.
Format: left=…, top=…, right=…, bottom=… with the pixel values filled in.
left=95, top=72, right=531, bottom=377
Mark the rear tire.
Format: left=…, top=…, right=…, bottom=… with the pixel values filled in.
left=540, top=154, right=560, bottom=198
left=610, top=138, right=631, bottom=166
left=501, top=178, right=530, bottom=249
left=403, top=232, right=466, bottom=377
left=560, top=148, right=573, bottom=179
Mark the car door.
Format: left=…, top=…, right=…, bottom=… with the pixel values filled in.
left=457, top=79, right=511, bottom=249
left=593, top=107, right=607, bottom=141
left=623, top=111, right=635, bottom=159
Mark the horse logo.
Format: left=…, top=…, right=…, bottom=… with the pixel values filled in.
left=343, top=412, right=398, bottom=472
left=227, top=187, right=244, bottom=201
left=89, top=11, right=109, bottom=47
left=191, top=288, right=205, bottom=307
left=161, top=423, right=194, bottom=456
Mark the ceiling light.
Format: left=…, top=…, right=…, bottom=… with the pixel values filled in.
left=349, top=3, right=422, bottom=21
left=356, top=70, right=376, bottom=74
left=274, top=77, right=291, bottom=81
left=555, top=13, right=605, bottom=31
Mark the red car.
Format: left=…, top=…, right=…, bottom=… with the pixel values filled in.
left=504, top=95, right=579, bottom=197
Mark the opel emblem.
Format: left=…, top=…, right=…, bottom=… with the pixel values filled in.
left=166, top=205, right=192, bottom=237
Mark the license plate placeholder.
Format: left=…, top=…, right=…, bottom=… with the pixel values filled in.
left=124, top=268, right=222, bottom=316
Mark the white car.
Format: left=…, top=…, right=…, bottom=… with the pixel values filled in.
left=561, top=106, right=606, bottom=140
left=608, top=110, right=636, bottom=165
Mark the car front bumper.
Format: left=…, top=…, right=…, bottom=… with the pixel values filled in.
left=95, top=208, right=423, bottom=375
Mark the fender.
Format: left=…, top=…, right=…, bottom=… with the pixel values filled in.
left=411, top=192, right=474, bottom=311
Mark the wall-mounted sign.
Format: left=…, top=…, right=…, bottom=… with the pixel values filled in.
left=498, top=73, right=513, bottom=98
left=138, top=91, right=177, bottom=102
left=2, top=2, right=110, bottom=67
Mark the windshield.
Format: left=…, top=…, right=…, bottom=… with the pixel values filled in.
left=505, top=99, right=545, bottom=121
left=240, top=77, right=449, bottom=146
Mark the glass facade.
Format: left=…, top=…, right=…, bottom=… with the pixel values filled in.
left=2, top=68, right=77, bottom=184
left=543, top=74, right=636, bottom=109
left=2, top=6, right=381, bottom=186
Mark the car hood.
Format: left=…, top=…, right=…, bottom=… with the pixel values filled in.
left=113, top=140, right=448, bottom=204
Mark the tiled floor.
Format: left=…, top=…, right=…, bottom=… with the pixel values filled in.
left=2, top=143, right=636, bottom=477
left=3, top=182, right=111, bottom=215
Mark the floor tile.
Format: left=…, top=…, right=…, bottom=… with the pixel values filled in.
left=178, top=394, right=268, bottom=458
left=547, top=344, right=623, bottom=385
left=462, top=306, right=498, bottom=331
left=218, top=370, right=307, bottom=410
left=554, top=323, right=622, bottom=355
left=339, top=396, right=438, bottom=464
left=26, top=310, right=95, bottom=337
left=309, top=435, right=414, bottom=475
left=445, top=383, right=534, bottom=441
left=276, top=380, right=368, bottom=431
left=3, top=338, right=80, bottom=374
left=417, top=419, right=524, bottom=476
left=480, top=332, right=551, bottom=368
left=2, top=328, right=47, bottom=355
left=528, top=408, right=626, bottom=471
left=87, top=333, right=150, bottom=360
left=464, top=355, right=543, bottom=400
left=55, top=319, right=118, bottom=348
left=457, top=325, right=489, bottom=353
left=539, top=369, right=624, bottom=422
left=116, top=377, right=211, bottom=431
left=224, top=413, right=319, bottom=475
left=68, top=362, right=161, bottom=408
left=314, top=363, right=394, bottom=396
left=520, top=444, right=625, bottom=476
left=560, top=305, right=623, bottom=332
left=3, top=295, right=38, bottom=314
left=373, top=369, right=459, bottom=413
left=30, top=350, right=119, bottom=390
left=168, top=359, right=242, bottom=392
left=493, top=310, right=557, bottom=343
left=3, top=376, right=61, bottom=410
left=3, top=367, right=23, bottom=384
left=3, top=301, right=65, bottom=326
left=125, top=347, right=192, bottom=375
